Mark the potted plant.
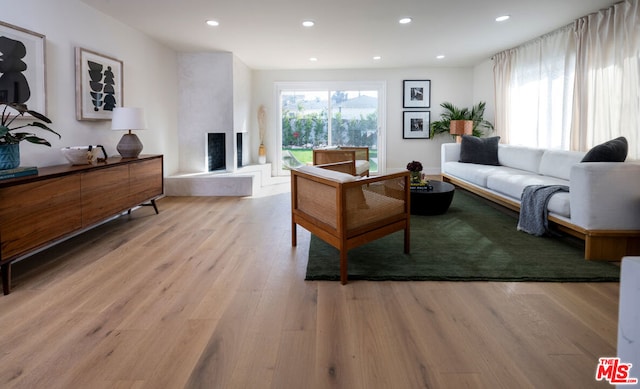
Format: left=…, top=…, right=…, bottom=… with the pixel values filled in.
left=429, top=101, right=494, bottom=139
left=0, top=102, right=61, bottom=170
left=406, top=160, right=423, bottom=184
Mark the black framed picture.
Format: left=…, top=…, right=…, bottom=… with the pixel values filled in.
left=403, top=111, right=430, bottom=139
left=75, top=47, right=123, bottom=120
left=0, top=21, right=46, bottom=115
left=403, top=80, right=430, bottom=108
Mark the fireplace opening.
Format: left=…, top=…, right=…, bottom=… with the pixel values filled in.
left=236, top=133, right=243, bottom=168
left=207, top=133, right=226, bottom=171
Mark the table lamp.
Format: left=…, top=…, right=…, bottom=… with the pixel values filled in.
left=449, top=120, right=473, bottom=143
left=111, top=107, right=146, bottom=158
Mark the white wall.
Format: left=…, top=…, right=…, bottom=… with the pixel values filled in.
left=4, top=0, right=179, bottom=174
left=6, top=0, right=498, bottom=178
left=233, top=56, right=252, bottom=166
left=473, top=59, right=496, bottom=128
left=251, top=67, right=474, bottom=175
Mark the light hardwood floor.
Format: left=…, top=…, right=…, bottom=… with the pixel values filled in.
left=0, top=183, right=619, bottom=388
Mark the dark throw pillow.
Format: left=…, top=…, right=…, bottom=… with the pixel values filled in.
left=459, top=135, right=501, bottom=165
left=581, top=136, right=628, bottom=162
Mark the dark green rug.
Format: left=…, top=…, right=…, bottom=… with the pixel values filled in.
left=305, top=190, right=620, bottom=282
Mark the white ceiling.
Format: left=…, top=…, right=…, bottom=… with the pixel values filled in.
left=80, top=0, right=617, bottom=70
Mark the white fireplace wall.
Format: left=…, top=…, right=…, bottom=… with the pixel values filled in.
left=233, top=56, right=252, bottom=167
left=178, top=52, right=235, bottom=173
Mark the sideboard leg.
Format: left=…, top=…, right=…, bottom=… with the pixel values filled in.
left=1, top=263, right=11, bottom=295
left=150, top=199, right=159, bottom=214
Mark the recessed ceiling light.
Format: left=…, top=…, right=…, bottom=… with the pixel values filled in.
left=302, top=20, right=315, bottom=27
left=309, top=57, right=318, bottom=62
left=373, top=56, right=382, bottom=60
left=399, top=17, right=412, bottom=24
left=495, top=15, right=510, bottom=22
left=436, top=55, right=445, bottom=59
left=206, top=20, right=219, bottom=27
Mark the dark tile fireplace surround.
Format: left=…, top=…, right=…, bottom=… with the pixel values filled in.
left=207, top=132, right=244, bottom=172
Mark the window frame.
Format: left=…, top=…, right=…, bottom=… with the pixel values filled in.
left=275, top=81, right=386, bottom=175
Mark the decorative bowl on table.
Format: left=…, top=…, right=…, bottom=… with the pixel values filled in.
left=61, top=145, right=108, bottom=165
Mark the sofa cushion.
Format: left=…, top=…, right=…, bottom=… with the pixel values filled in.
left=486, top=172, right=568, bottom=201
left=442, top=162, right=514, bottom=187
left=547, top=192, right=571, bottom=218
left=581, top=136, right=628, bottom=162
left=538, top=149, right=586, bottom=180
left=459, top=136, right=501, bottom=165
left=498, top=145, right=545, bottom=173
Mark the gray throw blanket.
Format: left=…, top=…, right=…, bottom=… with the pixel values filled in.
left=517, top=185, right=570, bottom=236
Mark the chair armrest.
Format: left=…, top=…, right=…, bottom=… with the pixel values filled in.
left=342, top=172, right=410, bottom=231
left=570, top=162, right=640, bottom=229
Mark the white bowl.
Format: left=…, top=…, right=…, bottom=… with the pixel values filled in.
left=61, top=146, right=98, bottom=165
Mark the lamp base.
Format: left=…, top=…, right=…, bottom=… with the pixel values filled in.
left=117, top=132, right=143, bottom=158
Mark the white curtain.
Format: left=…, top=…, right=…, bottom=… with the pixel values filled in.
left=494, top=0, right=640, bottom=157
left=494, top=26, right=576, bottom=149
left=492, top=50, right=513, bottom=144
left=572, top=0, right=640, bottom=158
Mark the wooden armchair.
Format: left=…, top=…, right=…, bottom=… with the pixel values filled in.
left=312, top=147, right=370, bottom=176
left=291, top=165, right=410, bottom=284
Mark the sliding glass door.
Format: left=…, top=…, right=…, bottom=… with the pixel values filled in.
left=277, top=82, right=385, bottom=175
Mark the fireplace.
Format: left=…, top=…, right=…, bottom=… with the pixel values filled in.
left=237, top=133, right=244, bottom=168
left=207, top=133, right=225, bottom=171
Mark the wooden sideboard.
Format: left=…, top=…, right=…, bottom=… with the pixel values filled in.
left=0, top=155, right=164, bottom=295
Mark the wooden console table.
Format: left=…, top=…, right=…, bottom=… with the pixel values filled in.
left=0, top=155, right=164, bottom=295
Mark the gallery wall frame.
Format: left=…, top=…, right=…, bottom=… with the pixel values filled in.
left=403, top=111, right=430, bottom=139
left=0, top=21, right=47, bottom=115
left=75, top=47, right=123, bottom=121
left=403, top=79, right=430, bottom=108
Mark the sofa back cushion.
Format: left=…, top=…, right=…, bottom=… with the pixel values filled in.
left=498, top=145, right=544, bottom=173
left=581, top=136, right=628, bottom=162
left=539, top=149, right=586, bottom=180
left=459, top=136, right=500, bottom=165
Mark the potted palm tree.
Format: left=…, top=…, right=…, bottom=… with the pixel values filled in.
left=0, top=102, right=61, bottom=170
left=430, top=101, right=494, bottom=139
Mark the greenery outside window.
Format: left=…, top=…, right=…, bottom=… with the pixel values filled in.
left=276, top=82, right=386, bottom=175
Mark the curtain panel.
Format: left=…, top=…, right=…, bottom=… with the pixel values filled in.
left=494, top=0, right=640, bottom=158
left=572, top=0, right=640, bottom=158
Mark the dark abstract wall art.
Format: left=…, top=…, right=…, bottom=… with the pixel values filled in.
left=75, top=47, right=123, bottom=120
left=0, top=21, right=46, bottom=114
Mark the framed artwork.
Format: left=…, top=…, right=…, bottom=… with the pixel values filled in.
left=75, top=47, right=123, bottom=120
left=403, top=111, right=430, bottom=139
left=0, top=21, right=46, bottom=115
left=403, top=80, right=430, bottom=108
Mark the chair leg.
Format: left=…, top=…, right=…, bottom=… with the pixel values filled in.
left=340, top=250, right=348, bottom=285
left=292, top=222, right=297, bottom=247
left=404, top=226, right=410, bottom=254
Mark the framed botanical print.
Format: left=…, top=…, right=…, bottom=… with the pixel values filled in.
left=75, top=47, right=123, bottom=120
left=403, top=111, right=430, bottom=139
left=403, top=80, right=430, bottom=108
left=0, top=21, right=46, bottom=114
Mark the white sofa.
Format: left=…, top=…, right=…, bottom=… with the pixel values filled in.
left=441, top=141, right=640, bottom=261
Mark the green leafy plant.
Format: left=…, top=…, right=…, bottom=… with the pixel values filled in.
left=0, top=102, right=61, bottom=146
left=429, top=101, right=494, bottom=139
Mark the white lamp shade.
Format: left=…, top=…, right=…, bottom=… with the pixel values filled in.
left=111, top=107, right=147, bottom=131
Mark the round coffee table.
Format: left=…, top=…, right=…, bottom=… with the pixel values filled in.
left=410, top=180, right=455, bottom=215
